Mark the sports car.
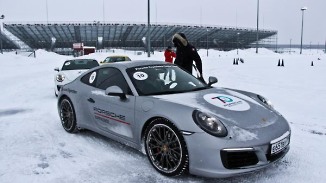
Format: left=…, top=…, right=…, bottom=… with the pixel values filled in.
left=54, top=59, right=99, bottom=96
left=57, top=61, right=291, bottom=178
left=100, top=55, right=131, bottom=64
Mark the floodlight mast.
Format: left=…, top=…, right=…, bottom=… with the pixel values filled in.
left=0, top=14, right=5, bottom=54
left=237, top=32, right=240, bottom=55
left=147, top=0, right=151, bottom=57
left=206, top=29, right=209, bottom=57
left=300, top=7, right=307, bottom=54
left=256, top=0, right=259, bottom=54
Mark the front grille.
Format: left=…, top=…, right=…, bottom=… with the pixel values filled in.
left=221, top=150, right=259, bottom=169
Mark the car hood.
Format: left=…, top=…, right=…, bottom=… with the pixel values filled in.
left=60, top=70, right=87, bottom=81
left=153, top=87, right=280, bottom=130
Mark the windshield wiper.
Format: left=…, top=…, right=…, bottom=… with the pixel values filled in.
left=143, top=87, right=209, bottom=96
left=149, top=91, right=184, bottom=95
left=190, top=86, right=210, bottom=92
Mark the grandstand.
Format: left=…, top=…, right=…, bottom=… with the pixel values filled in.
left=2, top=22, right=277, bottom=54
left=0, top=31, right=20, bottom=50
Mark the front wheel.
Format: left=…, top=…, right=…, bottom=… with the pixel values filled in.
left=144, top=118, right=189, bottom=176
left=59, top=98, right=78, bottom=133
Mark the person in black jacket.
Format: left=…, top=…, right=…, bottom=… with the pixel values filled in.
left=172, top=33, right=204, bottom=81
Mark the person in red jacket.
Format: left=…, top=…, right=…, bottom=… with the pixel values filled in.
left=163, top=46, right=176, bottom=80
left=164, top=46, right=176, bottom=63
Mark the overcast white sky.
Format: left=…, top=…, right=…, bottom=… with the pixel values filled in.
left=0, top=0, right=325, bottom=44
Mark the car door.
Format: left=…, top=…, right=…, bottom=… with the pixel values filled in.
left=85, top=67, right=135, bottom=140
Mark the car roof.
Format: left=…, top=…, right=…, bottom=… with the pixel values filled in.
left=105, top=55, right=129, bottom=58
left=66, top=58, right=97, bottom=62
left=98, top=60, right=169, bottom=69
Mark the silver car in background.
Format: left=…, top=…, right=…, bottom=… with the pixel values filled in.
left=57, top=61, right=290, bottom=178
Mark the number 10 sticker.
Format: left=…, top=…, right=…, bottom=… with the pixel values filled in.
left=133, top=72, right=148, bottom=80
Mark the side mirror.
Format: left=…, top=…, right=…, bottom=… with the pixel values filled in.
left=54, top=67, right=60, bottom=72
left=105, top=86, right=127, bottom=100
left=100, top=61, right=103, bottom=63
left=207, top=76, right=218, bottom=86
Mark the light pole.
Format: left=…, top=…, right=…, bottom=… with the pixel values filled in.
left=102, top=0, right=105, bottom=22
left=46, top=0, right=49, bottom=23
left=147, top=0, right=151, bottom=57
left=206, top=29, right=208, bottom=57
left=237, top=32, right=240, bottom=55
left=300, top=7, right=307, bottom=54
left=256, top=0, right=259, bottom=54
left=290, top=38, right=292, bottom=54
left=0, top=14, right=5, bottom=54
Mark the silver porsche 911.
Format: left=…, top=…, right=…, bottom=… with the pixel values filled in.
left=57, top=61, right=290, bottom=178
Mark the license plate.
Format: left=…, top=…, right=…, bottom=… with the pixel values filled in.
left=270, top=131, right=290, bottom=155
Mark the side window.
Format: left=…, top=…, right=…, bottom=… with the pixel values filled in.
left=81, top=70, right=98, bottom=86
left=95, top=68, right=132, bottom=95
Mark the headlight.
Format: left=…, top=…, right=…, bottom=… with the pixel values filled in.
left=56, top=74, right=65, bottom=82
left=192, top=110, right=227, bottom=137
left=257, top=95, right=274, bottom=109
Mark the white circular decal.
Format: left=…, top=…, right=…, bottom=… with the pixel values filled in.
left=89, top=72, right=97, bottom=84
left=204, top=93, right=250, bottom=111
left=133, top=72, right=148, bottom=80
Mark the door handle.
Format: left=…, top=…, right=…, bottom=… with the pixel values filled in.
left=87, top=98, right=95, bottom=103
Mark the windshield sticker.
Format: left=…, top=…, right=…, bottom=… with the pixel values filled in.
left=133, top=72, right=148, bottom=80
left=89, top=71, right=97, bottom=83
left=204, top=93, right=250, bottom=111
left=64, top=62, right=71, bottom=66
left=134, top=65, right=176, bottom=71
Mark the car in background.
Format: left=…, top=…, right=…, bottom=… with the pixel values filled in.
left=54, top=59, right=99, bottom=97
left=57, top=61, right=291, bottom=178
left=100, top=55, right=131, bottom=64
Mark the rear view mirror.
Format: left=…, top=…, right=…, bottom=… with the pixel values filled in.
left=105, top=86, right=127, bottom=100
left=54, top=67, right=60, bottom=72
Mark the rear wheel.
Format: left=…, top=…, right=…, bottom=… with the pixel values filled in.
left=144, top=118, right=188, bottom=176
left=59, top=98, right=78, bottom=133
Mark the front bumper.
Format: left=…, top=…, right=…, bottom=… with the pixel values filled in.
left=183, top=131, right=290, bottom=178
left=54, top=85, right=62, bottom=95
left=56, top=85, right=62, bottom=92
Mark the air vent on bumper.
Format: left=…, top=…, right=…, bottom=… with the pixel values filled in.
left=221, top=148, right=259, bottom=169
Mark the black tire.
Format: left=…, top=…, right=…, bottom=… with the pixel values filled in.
left=144, top=118, right=189, bottom=176
left=59, top=97, right=78, bottom=133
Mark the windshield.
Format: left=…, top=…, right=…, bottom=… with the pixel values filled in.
left=103, top=56, right=131, bottom=63
left=61, top=59, right=99, bottom=70
left=127, top=64, right=208, bottom=96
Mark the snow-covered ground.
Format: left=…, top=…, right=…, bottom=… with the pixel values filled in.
left=0, top=48, right=325, bottom=183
